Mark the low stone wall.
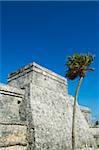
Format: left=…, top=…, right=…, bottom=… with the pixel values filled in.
left=91, top=125, right=99, bottom=146
left=0, top=124, right=27, bottom=150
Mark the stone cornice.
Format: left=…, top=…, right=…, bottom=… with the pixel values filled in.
left=0, top=84, right=24, bottom=98
left=80, top=105, right=91, bottom=113
left=8, top=62, right=67, bottom=85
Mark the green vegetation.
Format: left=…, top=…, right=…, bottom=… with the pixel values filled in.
left=65, top=53, right=95, bottom=150
left=97, top=145, right=99, bottom=148
left=96, top=120, right=99, bottom=125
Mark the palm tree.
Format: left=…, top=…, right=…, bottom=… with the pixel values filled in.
left=65, top=53, right=95, bottom=150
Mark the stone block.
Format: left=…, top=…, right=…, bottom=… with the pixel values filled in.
left=0, top=84, right=24, bottom=123
left=0, top=146, right=27, bottom=150
left=0, top=124, right=27, bottom=147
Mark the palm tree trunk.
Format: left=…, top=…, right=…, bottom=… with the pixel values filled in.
left=72, top=77, right=83, bottom=150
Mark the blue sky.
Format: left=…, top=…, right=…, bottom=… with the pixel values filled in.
left=1, top=1, right=99, bottom=120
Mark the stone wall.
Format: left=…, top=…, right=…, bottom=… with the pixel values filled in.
left=91, top=125, right=99, bottom=146
left=0, top=84, right=27, bottom=150
left=80, top=106, right=92, bottom=126
left=7, top=62, right=96, bottom=150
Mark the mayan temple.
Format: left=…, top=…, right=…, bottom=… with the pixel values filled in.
left=0, top=62, right=98, bottom=150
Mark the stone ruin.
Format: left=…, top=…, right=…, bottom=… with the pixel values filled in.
left=0, top=62, right=98, bottom=150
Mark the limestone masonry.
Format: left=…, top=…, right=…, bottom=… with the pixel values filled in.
left=0, top=62, right=98, bottom=150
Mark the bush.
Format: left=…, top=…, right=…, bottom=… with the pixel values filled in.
left=97, top=145, right=99, bottom=148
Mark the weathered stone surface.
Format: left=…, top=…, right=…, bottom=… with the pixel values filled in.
left=0, top=124, right=27, bottom=147
left=0, top=84, right=28, bottom=149
left=0, top=62, right=96, bottom=149
left=0, top=145, right=27, bottom=150
left=8, top=62, right=66, bottom=85
left=0, top=84, right=25, bottom=124
left=0, top=84, right=24, bottom=96
left=80, top=106, right=92, bottom=126
left=91, top=125, right=99, bottom=146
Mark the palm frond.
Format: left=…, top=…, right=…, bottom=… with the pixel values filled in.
left=65, top=53, right=95, bottom=80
